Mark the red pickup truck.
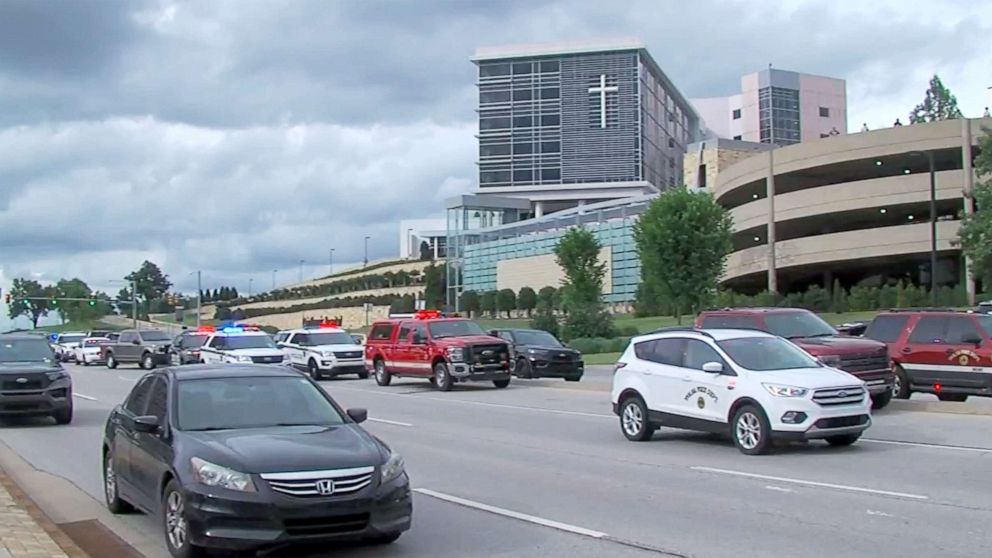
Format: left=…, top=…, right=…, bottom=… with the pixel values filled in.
left=364, top=311, right=512, bottom=391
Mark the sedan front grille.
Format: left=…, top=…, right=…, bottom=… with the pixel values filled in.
left=812, top=386, right=866, bottom=406
left=334, top=351, right=363, bottom=359
left=260, top=466, right=375, bottom=498
left=284, top=513, right=370, bottom=536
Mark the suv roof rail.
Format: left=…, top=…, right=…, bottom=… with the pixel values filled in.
left=885, top=307, right=960, bottom=313
left=649, top=326, right=715, bottom=338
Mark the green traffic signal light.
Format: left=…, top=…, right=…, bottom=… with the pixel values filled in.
left=89, top=299, right=96, bottom=306
left=51, top=298, right=58, bottom=306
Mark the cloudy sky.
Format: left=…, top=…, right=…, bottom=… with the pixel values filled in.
left=1, top=0, right=990, bottom=327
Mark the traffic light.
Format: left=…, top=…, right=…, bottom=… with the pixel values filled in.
left=51, top=298, right=58, bottom=306
left=88, top=299, right=96, bottom=307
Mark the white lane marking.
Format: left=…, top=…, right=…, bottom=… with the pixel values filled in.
left=764, top=485, right=794, bottom=493
left=414, top=488, right=607, bottom=539
left=118, top=376, right=137, bottom=382
left=867, top=509, right=894, bottom=517
left=72, top=393, right=98, bottom=401
left=862, top=438, right=991, bottom=454
left=367, top=418, right=413, bottom=427
left=691, top=466, right=929, bottom=500
left=331, top=385, right=613, bottom=419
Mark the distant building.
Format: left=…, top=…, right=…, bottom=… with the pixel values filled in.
left=399, top=218, right=447, bottom=260
left=692, top=68, right=847, bottom=145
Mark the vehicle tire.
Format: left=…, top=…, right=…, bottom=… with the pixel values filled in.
left=433, top=361, right=453, bottom=392
left=374, top=359, right=392, bottom=387
left=358, top=369, right=370, bottom=380
left=871, top=390, right=893, bottom=410
left=493, top=378, right=510, bottom=388
left=619, top=395, right=653, bottom=442
left=103, top=450, right=133, bottom=514
left=515, top=358, right=533, bottom=379
left=825, top=433, right=862, bottom=447
left=308, top=359, right=321, bottom=380
left=369, top=532, right=402, bottom=545
left=892, top=367, right=910, bottom=399
left=52, top=401, right=73, bottom=425
left=937, top=393, right=968, bottom=402
left=565, top=375, right=581, bottom=382
left=162, top=480, right=206, bottom=558
left=731, top=404, right=773, bottom=456
left=81, top=360, right=89, bottom=367
left=142, top=353, right=156, bottom=370
left=106, top=354, right=118, bottom=369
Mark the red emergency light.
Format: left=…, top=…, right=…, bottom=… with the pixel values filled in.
left=319, top=320, right=340, bottom=328
left=414, top=310, right=442, bottom=320
left=195, top=326, right=216, bottom=333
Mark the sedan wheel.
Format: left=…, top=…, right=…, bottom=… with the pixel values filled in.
left=163, top=481, right=205, bottom=558
left=103, top=452, right=132, bottom=514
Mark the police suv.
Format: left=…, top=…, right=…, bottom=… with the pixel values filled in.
left=277, top=322, right=368, bottom=380
left=197, top=326, right=288, bottom=366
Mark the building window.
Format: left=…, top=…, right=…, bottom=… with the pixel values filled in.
left=540, top=114, right=560, bottom=126
left=539, top=87, right=560, bottom=100
left=512, top=62, right=532, bottom=75
left=480, top=90, right=510, bottom=104
left=541, top=168, right=561, bottom=181
left=819, top=106, right=830, bottom=117
left=539, top=60, right=559, bottom=73
left=698, top=164, right=707, bottom=189
left=479, top=63, right=510, bottom=78
left=513, top=169, right=533, bottom=182
left=480, top=117, right=511, bottom=130
left=668, top=138, right=675, bottom=148
left=732, top=108, right=741, bottom=120
left=733, top=135, right=742, bottom=140
left=512, top=142, right=534, bottom=155
left=512, top=89, right=533, bottom=102
left=540, top=141, right=560, bottom=154
left=512, top=115, right=533, bottom=128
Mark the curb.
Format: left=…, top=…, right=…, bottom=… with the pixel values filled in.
left=0, top=468, right=91, bottom=558
left=887, top=399, right=992, bottom=416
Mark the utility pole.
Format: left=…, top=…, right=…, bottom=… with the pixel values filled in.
left=329, top=248, right=335, bottom=276
left=272, top=269, right=277, bottom=291
left=364, top=236, right=371, bottom=267
left=196, top=271, right=202, bottom=328
left=248, top=278, right=253, bottom=298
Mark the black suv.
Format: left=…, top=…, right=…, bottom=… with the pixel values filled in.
left=0, top=334, right=73, bottom=424
left=490, top=328, right=584, bottom=381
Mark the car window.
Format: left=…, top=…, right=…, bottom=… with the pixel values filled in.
left=207, top=336, right=225, bottom=349
left=145, top=377, right=168, bottom=422
left=119, top=332, right=135, bottom=343
left=182, top=335, right=208, bottom=348
left=292, top=333, right=309, bottom=346
left=412, top=324, right=428, bottom=344
left=978, top=316, right=992, bottom=338
left=946, top=317, right=982, bottom=344
left=908, top=316, right=948, bottom=343
left=513, top=330, right=562, bottom=346
left=398, top=324, right=411, bottom=342
left=0, top=338, right=56, bottom=363
left=683, top=339, right=727, bottom=370
left=139, top=331, right=171, bottom=342
left=497, top=331, right=514, bottom=342
left=699, top=315, right=761, bottom=330
left=369, top=324, right=394, bottom=341
left=763, top=312, right=836, bottom=339
left=634, top=338, right=684, bottom=366
left=428, top=320, right=486, bottom=339
left=865, top=315, right=909, bottom=343
left=124, top=377, right=154, bottom=415
left=172, top=336, right=183, bottom=348
left=717, top=337, right=820, bottom=371
left=305, top=332, right=354, bottom=345
left=223, top=335, right=277, bottom=350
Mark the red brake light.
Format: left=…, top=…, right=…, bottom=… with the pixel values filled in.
left=415, top=310, right=442, bottom=320
left=934, top=383, right=942, bottom=393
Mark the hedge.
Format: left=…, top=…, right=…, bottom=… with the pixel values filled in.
left=567, top=336, right=632, bottom=355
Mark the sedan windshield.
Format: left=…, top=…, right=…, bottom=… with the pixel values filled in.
left=513, top=330, right=562, bottom=347
left=763, top=312, right=836, bottom=339
left=428, top=320, right=486, bottom=339
left=223, top=335, right=277, bottom=350
left=717, top=337, right=820, bottom=371
left=0, top=338, right=56, bottom=363
left=302, top=332, right=355, bottom=346
left=139, top=331, right=172, bottom=342
left=177, top=376, right=345, bottom=431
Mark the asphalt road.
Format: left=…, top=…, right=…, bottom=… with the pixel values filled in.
left=1, top=363, right=991, bottom=558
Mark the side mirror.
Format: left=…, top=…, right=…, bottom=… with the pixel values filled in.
left=132, top=339, right=141, bottom=345
left=488, top=330, right=499, bottom=337
left=701, top=361, right=724, bottom=374
left=346, top=408, right=368, bottom=423
left=134, top=415, right=161, bottom=434
left=964, top=336, right=983, bottom=346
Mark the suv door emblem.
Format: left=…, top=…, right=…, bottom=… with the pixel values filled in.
left=315, top=479, right=335, bottom=496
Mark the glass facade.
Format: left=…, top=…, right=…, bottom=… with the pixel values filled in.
left=759, top=86, right=801, bottom=145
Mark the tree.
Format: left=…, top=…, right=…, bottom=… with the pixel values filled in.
left=125, top=261, right=172, bottom=303
left=553, top=228, right=613, bottom=338
left=54, top=278, right=96, bottom=324
left=634, top=188, right=733, bottom=323
left=459, top=290, right=480, bottom=318
left=479, top=291, right=497, bottom=318
left=497, top=289, right=516, bottom=318
left=958, top=127, right=992, bottom=287
left=517, top=287, right=537, bottom=317
left=909, top=74, right=964, bottom=124
left=537, top=286, right=557, bottom=308
left=529, top=302, right=559, bottom=337
left=6, top=278, right=49, bottom=328
left=423, top=263, right=446, bottom=309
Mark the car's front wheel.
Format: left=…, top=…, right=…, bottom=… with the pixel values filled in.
left=515, top=358, right=533, bottom=378
left=163, top=480, right=206, bottom=558
left=106, top=354, right=118, bottom=369
left=871, top=390, right=893, bottom=410
left=308, top=360, right=321, bottom=380
left=433, top=362, right=453, bottom=391
left=374, top=359, right=391, bottom=386
left=493, top=378, right=510, bottom=388
left=141, top=353, right=156, bottom=370
left=892, top=367, right=910, bottom=399
left=103, top=450, right=133, bottom=514
left=52, top=400, right=73, bottom=425
left=619, top=395, right=653, bottom=441
left=732, top=405, right=772, bottom=455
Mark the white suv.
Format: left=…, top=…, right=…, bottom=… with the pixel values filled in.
left=611, top=327, right=872, bottom=455
left=277, top=326, right=368, bottom=380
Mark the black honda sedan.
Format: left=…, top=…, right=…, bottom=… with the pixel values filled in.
left=102, top=364, right=411, bottom=557
left=490, top=328, right=584, bottom=381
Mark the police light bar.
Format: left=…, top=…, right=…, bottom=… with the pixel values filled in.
left=195, top=326, right=216, bottom=333
left=414, top=310, right=442, bottom=320
left=222, top=327, right=244, bottom=333
left=319, top=320, right=340, bottom=328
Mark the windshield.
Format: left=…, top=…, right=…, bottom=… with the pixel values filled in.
left=514, top=330, right=562, bottom=346
left=224, top=335, right=278, bottom=350
left=303, top=332, right=355, bottom=346
left=763, top=312, right=836, bottom=339
left=0, top=338, right=56, bottom=363
left=978, top=316, right=992, bottom=337
left=84, top=338, right=109, bottom=347
left=717, top=337, right=821, bottom=371
left=177, top=376, right=345, bottom=431
left=139, top=331, right=172, bottom=342
left=58, top=334, right=86, bottom=344
left=182, top=335, right=209, bottom=348
left=428, top=320, right=486, bottom=339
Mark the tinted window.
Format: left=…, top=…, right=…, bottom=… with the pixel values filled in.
left=119, top=332, right=135, bottom=343
left=412, top=324, right=428, bottom=344
left=125, top=377, right=154, bottom=415
left=369, top=324, right=394, bottom=341
left=946, top=317, right=982, bottom=344
left=908, top=316, right=948, bottom=343
left=978, top=316, right=992, bottom=338
left=397, top=325, right=411, bottom=341
left=222, top=335, right=277, bottom=350
left=207, top=336, right=223, bottom=349
left=303, top=332, right=354, bottom=345
left=0, top=338, right=56, bottom=363
left=139, top=331, right=171, bottom=342
left=683, top=340, right=726, bottom=370
left=717, top=337, right=819, bottom=371
left=145, top=377, right=168, bottom=422
left=182, top=335, right=208, bottom=348
left=428, top=320, right=486, bottom=339
left=177, top=377, right=344, bottom=431
left=290, top=333, right=308, bottom=346
left=513, top=330, right=561, bottom=347
left=865, top=315, right=909, bottom=343
left=539, top=60, right=559, bottom=73
left=763, top=312, right=836, bottom=339
left=634, top=338, right=684, bottom=366
left=699, top=315, right=761, bottom=330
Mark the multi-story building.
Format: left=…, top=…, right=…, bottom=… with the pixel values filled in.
left=472, top=38, right=699, bottom=216
left=692, top=68, right=847, bottom=145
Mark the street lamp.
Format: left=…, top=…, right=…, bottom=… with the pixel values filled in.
left=272, top=269, right=278, bottom=291
left=299, top=259, right=305, bottom=283
left=407, top=228, right=414, bottom=259
left=909, top=150, right=937, bottom=305
left=329, top=248, right=335, bottom=276
left=109, top=278, right=138, bottom=328
left=364, top=236, right=371, bottom=267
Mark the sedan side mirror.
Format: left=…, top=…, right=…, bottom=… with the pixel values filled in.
left=346, top=408, right=368, bottom=423
left=134, top=415, right=161, bottom=434
left=701, top=361, right=724, bottom=374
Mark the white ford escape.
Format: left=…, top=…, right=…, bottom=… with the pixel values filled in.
left=611, top=327, right=872, bottom=455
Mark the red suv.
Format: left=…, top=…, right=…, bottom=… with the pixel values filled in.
left=696, top=308, right=895, bottom=409
left=364, top=311, right=512, bottom=391
left=864, top=310, right=992, bottom=402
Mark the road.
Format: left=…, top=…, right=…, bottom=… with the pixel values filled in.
left=1, top=363, right=991, bottom=558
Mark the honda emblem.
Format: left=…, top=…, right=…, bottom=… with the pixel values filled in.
left=315, top=479, right=335, bottom=496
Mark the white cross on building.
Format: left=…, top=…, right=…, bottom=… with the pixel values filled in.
left=588, top=74, right=618, bottom=129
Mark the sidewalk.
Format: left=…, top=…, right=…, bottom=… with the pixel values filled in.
left=0, top=470, right=73, bottom=558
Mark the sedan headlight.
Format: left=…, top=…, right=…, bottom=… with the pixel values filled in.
left=381, top=451, right=405, bottom=484
left=446, top=347, right=464, bottom=362
left=190, top=457, right=256, bottom=492
left=763, top=384, right=809, bottom=398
